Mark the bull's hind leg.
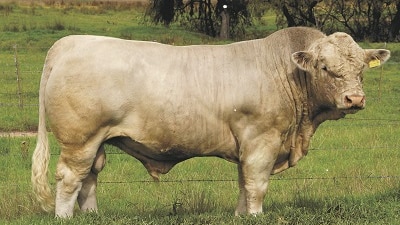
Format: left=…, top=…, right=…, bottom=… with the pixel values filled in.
left=55, top=142, right=103, bottom=218
left=77, top=144, right=106, bottom=212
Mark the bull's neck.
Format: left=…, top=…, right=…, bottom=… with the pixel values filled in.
left=273, top=61, right=335, bottom=173
left=284, top=67, right=345, bottom=168
left=288, top=69, right=313, bottom=128
left=304, top=78, right=347, bottom=129
left=290, top=69, right=346, bottom=129
left=278, top=68, right=314, bottom=170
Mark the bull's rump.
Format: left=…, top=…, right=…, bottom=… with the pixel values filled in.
left=44, top=35, right=289, bottom=161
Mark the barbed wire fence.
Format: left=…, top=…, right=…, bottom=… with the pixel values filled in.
left=0, top=45, right=399, bottom=185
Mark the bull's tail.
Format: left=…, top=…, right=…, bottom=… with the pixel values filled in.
left=31, top=54, right=54, bottom=212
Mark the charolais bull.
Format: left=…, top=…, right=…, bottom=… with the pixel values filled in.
left=31, top=27, right=390, bottom=218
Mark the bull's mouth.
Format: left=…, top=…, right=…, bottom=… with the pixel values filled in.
left=341, top=106, right=364, bottom=114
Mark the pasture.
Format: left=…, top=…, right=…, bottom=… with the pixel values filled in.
left=1, top=2, right=400, bottom=224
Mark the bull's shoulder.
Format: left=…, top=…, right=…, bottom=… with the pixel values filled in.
left=281, top=27, right=325, bottom=38
left=266, top=27, right=326, bottom=52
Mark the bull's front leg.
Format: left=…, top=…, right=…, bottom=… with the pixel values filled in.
left=235, top=165, right=247, bottom=215
left=235, top=130, right=280, bottom=215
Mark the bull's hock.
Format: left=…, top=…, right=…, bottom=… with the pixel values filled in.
left=31, top=27, right=390, bottom=218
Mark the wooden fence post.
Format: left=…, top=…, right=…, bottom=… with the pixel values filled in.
left=13, top=44, right=23, bottom=109
left=378, top=42, right=387, bottom=102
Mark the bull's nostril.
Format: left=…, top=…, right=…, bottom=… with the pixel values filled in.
left=345, top=95, right=365, bottom=108
left=345, top=95, right=352, bottom=104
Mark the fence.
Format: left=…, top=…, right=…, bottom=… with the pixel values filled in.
left=0, top=45, right=400, bottom=186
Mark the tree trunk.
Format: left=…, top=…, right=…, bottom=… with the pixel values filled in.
left=390, top=2, right=400, bottom=41
left=371, top=1, right=382, bottom=41
left=220, top=8, right=230, bottom=39
left=282, top=5, right=296, bottom=27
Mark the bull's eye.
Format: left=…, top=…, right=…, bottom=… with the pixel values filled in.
left=321, top=66, right=328, bottom=71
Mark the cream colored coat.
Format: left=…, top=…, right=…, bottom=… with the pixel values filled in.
left=31, top=27, right=390, bottom=218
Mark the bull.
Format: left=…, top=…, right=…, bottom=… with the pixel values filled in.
left=31, top=27, right=390, bottom=218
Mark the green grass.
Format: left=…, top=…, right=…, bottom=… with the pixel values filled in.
left=1, top=1, right=400, bottom=224
left=1, top=134, right=400, bottom=224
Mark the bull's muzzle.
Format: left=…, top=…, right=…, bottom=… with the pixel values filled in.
left=344, top=94, right=365, bottom=109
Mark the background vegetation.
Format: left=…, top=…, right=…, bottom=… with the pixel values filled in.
left=0, top=1, right=399, bottom=224
left=147, top=0, right=400, bottom=41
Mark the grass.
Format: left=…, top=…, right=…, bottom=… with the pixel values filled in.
left=1, top=134, right=400, bottom=224
left=0, top=1, right=400, bottom=224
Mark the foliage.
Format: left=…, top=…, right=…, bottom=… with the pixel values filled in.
left=146, top=0, right=400, bottom=41
left=270, top=0, right=322, bottom=27
left=328, top=0, right=400, bottom=41
left=178, top=0, right=219, bottom=37
left=145, top=0, right=175, bottom=27
left=146, top=0, right=251, bottom=39
left=268, top=0, right=400, bottom=41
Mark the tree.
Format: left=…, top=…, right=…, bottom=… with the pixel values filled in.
left=218, top=3, right=230, bottom=39
left=146, top=0, right=175, bottom=27
left=269, top=0, right=322, bottom=27
left=269, top=0, right=400, bottom=42
left=185, top=0, right=217, bottom=37
left=147, top=0, right=400, bottom=42
left=390, top=1, right=400, bottom=41
left=329, top=0, right=396, bottom=41
left=146, top=0, right=251, bottom=39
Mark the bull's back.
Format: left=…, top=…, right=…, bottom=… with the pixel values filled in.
left=44, top=36, right=258, bottom=155
left=45, top=35, right=272, bottom=118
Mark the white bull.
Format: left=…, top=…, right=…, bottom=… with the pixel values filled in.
left=31, top=27, right=390, bottom=218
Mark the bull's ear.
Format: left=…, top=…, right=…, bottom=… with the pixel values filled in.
left=291, top=51, right=315, bottom=71
left=365, top=49, right=391, bottom=68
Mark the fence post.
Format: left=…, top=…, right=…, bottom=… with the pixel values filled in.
left=378, top=42, right=387, bottom=102
left=14, top=44, right=23, bottom=109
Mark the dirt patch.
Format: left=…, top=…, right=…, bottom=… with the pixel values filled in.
left=0, top=132, right=37, bottom=137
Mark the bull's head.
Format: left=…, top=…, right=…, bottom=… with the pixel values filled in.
left=291, top=32, right=390, bottom=114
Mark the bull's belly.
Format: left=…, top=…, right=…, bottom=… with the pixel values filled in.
left=106, top=135, right=239, bottom=180
left=107, top=136, right=196, bottom=161
left=107, top=135, right=239, bottom=163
